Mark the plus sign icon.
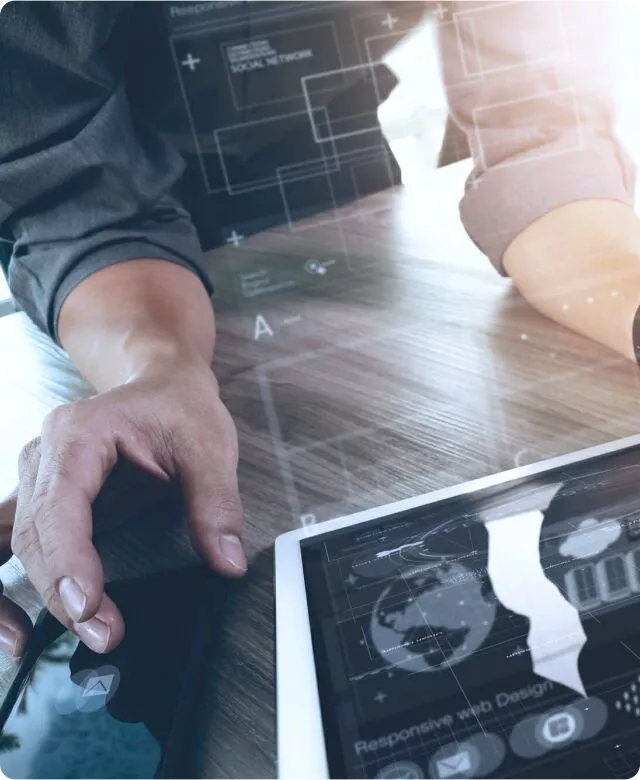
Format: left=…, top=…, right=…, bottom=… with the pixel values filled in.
left=380, top=12, right=398, bottom=31
left=225, top=229, right=244, bottom=247
left=180, top=52, right=201, bottom=72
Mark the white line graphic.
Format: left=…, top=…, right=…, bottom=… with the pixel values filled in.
left=481, top=483, right=588, bottom=697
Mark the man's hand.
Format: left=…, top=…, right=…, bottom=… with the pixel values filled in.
left=1, top=354, right=244, bottom=656
left=0, top=492, right=32, bottom=656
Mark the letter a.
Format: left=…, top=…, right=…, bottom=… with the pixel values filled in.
left=254, top=314, right=274, bottom=341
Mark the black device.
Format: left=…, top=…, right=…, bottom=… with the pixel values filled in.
left=0, top=565, right=223, bottom=779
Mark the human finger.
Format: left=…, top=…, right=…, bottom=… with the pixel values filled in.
left=0, top=489, right=17, bottom=564
left=0, top=590, right=32, bottom=657
left=12, top=408, right=124, bottom=649
left=176, top=409, right=246, bottom=577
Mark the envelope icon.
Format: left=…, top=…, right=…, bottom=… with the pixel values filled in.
left=436, top=750, right=472, bottom=778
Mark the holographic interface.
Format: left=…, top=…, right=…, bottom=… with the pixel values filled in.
left=301, top=446, right=640, bottom=778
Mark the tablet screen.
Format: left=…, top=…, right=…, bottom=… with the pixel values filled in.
left=301, top=445, right=640, bottom=779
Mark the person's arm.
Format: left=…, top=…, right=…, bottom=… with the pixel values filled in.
left=0, top=2, right=244, bottom=658
left=0, top=2, right=212, bottom=339
left=503, top=200, right=640, bottom=361
left=438, top=1, right=640, bottom=360
left=58, top=259, right=215, bottom=392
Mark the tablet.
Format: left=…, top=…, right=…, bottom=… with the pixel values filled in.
left=275, top=434, right=640, bottom=779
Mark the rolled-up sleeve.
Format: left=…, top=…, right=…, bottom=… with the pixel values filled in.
left=438, top=0, right=635, bottom=271
left=0, top=1, right=213, bottom=340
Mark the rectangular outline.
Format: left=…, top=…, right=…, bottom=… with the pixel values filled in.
left=169, top=37, right=217, bottom=194
left=256, top=322, right=421, bottom=525
left=258, top=322, right=629, bottom=529
left=597, top=555, right=633, bottom=602
left=302, top=63, right=384, bottom=143
left=277, top=164, right=339, bottom=234
left=471, top=87, right=584, bottom=173
left=220, top=20, right=345, bottom=113
left=363, top=30, right=415, bottom=105
left=169, top=16, right=341, bottom=194
left=432, top=17, right=486, bottom=93
left=213, top=107, right=339, bottom=196
left=273, top=123, right=342, bottom=225
left=564, top=563, right=601, bottom=612
left=276, top=152, right=341, bottom=186
left=456, top=16, right=482, bottom=79
left=349, top=4, right=421, bottom=66
left=453, top=0, right=569, bottom=79
left=364, top=27, right=414, bottom=58
left=166, top=1, right=311, bottom=37
left=348, top=7, right=380, bottom=66
left=308, top=106, right=388, bottom=144
left=348, top=152, right=396, bottom=217
left=167, top=2, right=417, bottom=193
left=278, top=143, right=397, bottom=232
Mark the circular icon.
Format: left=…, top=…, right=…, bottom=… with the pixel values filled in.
left=376, top=760, right=424, bottom=779
left=304, top=259, right=327, bottom=276
left=370, top=562, right=495, bottom=673
left=539, top=710, right=579, bottom=745
left=54, top=664, right=121, bottom=715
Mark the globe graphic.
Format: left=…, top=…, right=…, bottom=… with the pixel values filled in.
left=370, top=562, right=496, bottom=673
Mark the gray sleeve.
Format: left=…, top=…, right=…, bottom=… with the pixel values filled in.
left=438, top=0, right=635, bottom=272
left=0, top=2, right=213, bottom=341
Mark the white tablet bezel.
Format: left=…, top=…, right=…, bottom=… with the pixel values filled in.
left=274, top=432, right=640, bottom=779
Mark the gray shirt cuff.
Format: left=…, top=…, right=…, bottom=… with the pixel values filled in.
left=50, top=240, right=213, bottom=345
left=461, top=142, right=636, bottom=273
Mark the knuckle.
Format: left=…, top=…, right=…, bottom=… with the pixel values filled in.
left=211, top=493, right=244, bottom=525
left=29, top=497, right=69, bottom=554
left=11, top=521, right=37, bottom=560
left=217, top=424, right=239, bottom=461
left=145, top=416, right=177, bottom=469
left=102, top=404, right=129, bottom=436
left=18, top=438, right=40, bottom=473
left=45, top=437, right=89, bottom=482
left=17, top=491, right=62, bottom=548
left=26, top=476, right=54, bottom=513
left=42, top=403, right=75, bottom=436
left=191, top=425, right=239, bottom=469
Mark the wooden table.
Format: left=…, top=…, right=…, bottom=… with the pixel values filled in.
left=2, top=160, right=640, bottom=777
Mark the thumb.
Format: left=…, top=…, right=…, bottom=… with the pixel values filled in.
left=0, top=490, right=17, bottom=564
left=178, top=452, right=246, bottom=578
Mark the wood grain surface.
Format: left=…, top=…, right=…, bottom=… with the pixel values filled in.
left=1, top=161, right=640, bottom=777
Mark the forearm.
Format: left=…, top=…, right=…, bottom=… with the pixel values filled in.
left=58, top=260, right=215, bottom=391
left=503, top=200, right=640, bottom=362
